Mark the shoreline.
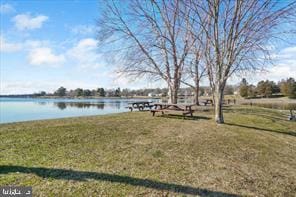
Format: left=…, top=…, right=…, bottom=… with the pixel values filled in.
left=0, top=96, right=162, bottom=99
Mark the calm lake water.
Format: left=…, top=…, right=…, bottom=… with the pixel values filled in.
left=0, top=98, right=158, bottom=124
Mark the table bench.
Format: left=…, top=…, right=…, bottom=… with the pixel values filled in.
left=151, top=103, right=194, bottom=117
left=201, top=99, right=213, bottom=106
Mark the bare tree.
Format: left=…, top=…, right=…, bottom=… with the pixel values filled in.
left=181, top=44, right=207, bottom=105
left=97, top=0, right=195, bottom=103
left=179, top=4, right=208, bottom=105
left=190, top=0, right=296, bottom=123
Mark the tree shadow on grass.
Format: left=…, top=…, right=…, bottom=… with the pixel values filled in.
left=158, top=114, right=211, bottom=121
left=0, top=165, right=239, bottom=196
left=225, top=123, right=296, bottom=137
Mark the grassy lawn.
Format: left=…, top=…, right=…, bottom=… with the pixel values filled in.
left=0, top=106, right=295, bottom=196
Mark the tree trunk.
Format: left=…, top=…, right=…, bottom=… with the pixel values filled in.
left=214, top=86, right=224, bottom=124
left=168, top=88, right=178, bottom=104
left=168, top=87, right=172, bottom=103
left=167, top=83, right=178, bottom=104
left=194, top=80, right=200, bottom=105
left=193, top=87, right=200, bottom=105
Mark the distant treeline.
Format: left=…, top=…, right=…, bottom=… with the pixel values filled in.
left=1, top=86, right=224, bottom=98
left=2, top=77, right=294, bottom=98
left=239, top=78, right=296, bottom=99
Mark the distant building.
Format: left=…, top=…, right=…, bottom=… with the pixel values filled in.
left=148, top=93, right=162, bottom=97
left=148, top=92, right=155, bottom=97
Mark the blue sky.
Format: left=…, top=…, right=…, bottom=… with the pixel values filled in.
left=0, top=0, right=295, bottom=94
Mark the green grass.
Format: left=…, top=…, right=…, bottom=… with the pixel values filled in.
left=0, top=106, right=295, bottom=196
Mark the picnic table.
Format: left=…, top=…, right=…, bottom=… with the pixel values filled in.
left=151, top=103, right=194, bottom=117
left=201, top=99, right=236, bottom=106
left=201, top=99, right=213, bottom=106
left=225, top=99, right=236, bottom=104
left=127, top=101, right=154, bottom=112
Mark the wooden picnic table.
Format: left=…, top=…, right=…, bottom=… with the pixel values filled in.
left=127, top=101, right=154, bottom=111
left=201, top=99, right=213, bottom=106
left=201, top=99, right=236, bottom=106
left=151, top=103, right=195, bottom=117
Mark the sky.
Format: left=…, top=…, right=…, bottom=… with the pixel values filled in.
left=0, top=0, right=296, bottom=95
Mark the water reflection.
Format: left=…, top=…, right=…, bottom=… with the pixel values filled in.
left=1, top=98, right=163, bottom=123
left=37, top=100, right=160, bottom=111
left=113, top=101, right=121, bottom=109
left=96, top=103, right=105, bottom=109
left=56, top=102, right=67, bottom=110
left=53, top=102, right=107, bottom=110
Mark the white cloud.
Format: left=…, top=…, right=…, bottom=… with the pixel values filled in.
left=0, top=3, right=15, bottom=14
left=234, top=46, right=296, bottom=85
left=266, top=65, right=295, bottom=80
left=24, top=39, right=50, bottom=48
left=28, top=47, right=65, bottom=66
left=279, top=46, right=296, bottom=55
left=263, top=47, right=296, bottom=81
left=70, top=25, right=96, bottom=35
left=0, top=36, right=22, bottom=52
left=12, top=13, right=48, bottom=30
left=0, top=35, right=52, bottom=55
left=0, top=81, right=40, bottom=95
left=0, top=80, right=101, bottom=95
left=77, top=38, right=97, bottom=48
left=67, top=38, right=103, bottom=69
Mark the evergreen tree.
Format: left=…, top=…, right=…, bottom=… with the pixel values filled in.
left=54, top=87, right=66, bottom=97
left=239, top=78, right=249, bottom=98
left=114, top=87, right=121, bottom=97
left=97, top=88, right=106, bottom=97
left=74, top=88, right=83, bottom=97
left=82, top=89, right=92, bottom=97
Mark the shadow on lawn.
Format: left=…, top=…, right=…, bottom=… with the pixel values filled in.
left=225, top=123, right=296, bottom=137
left=158, top=114, right=211, bottom=121
left=0, top=165, right=239, bottom=196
